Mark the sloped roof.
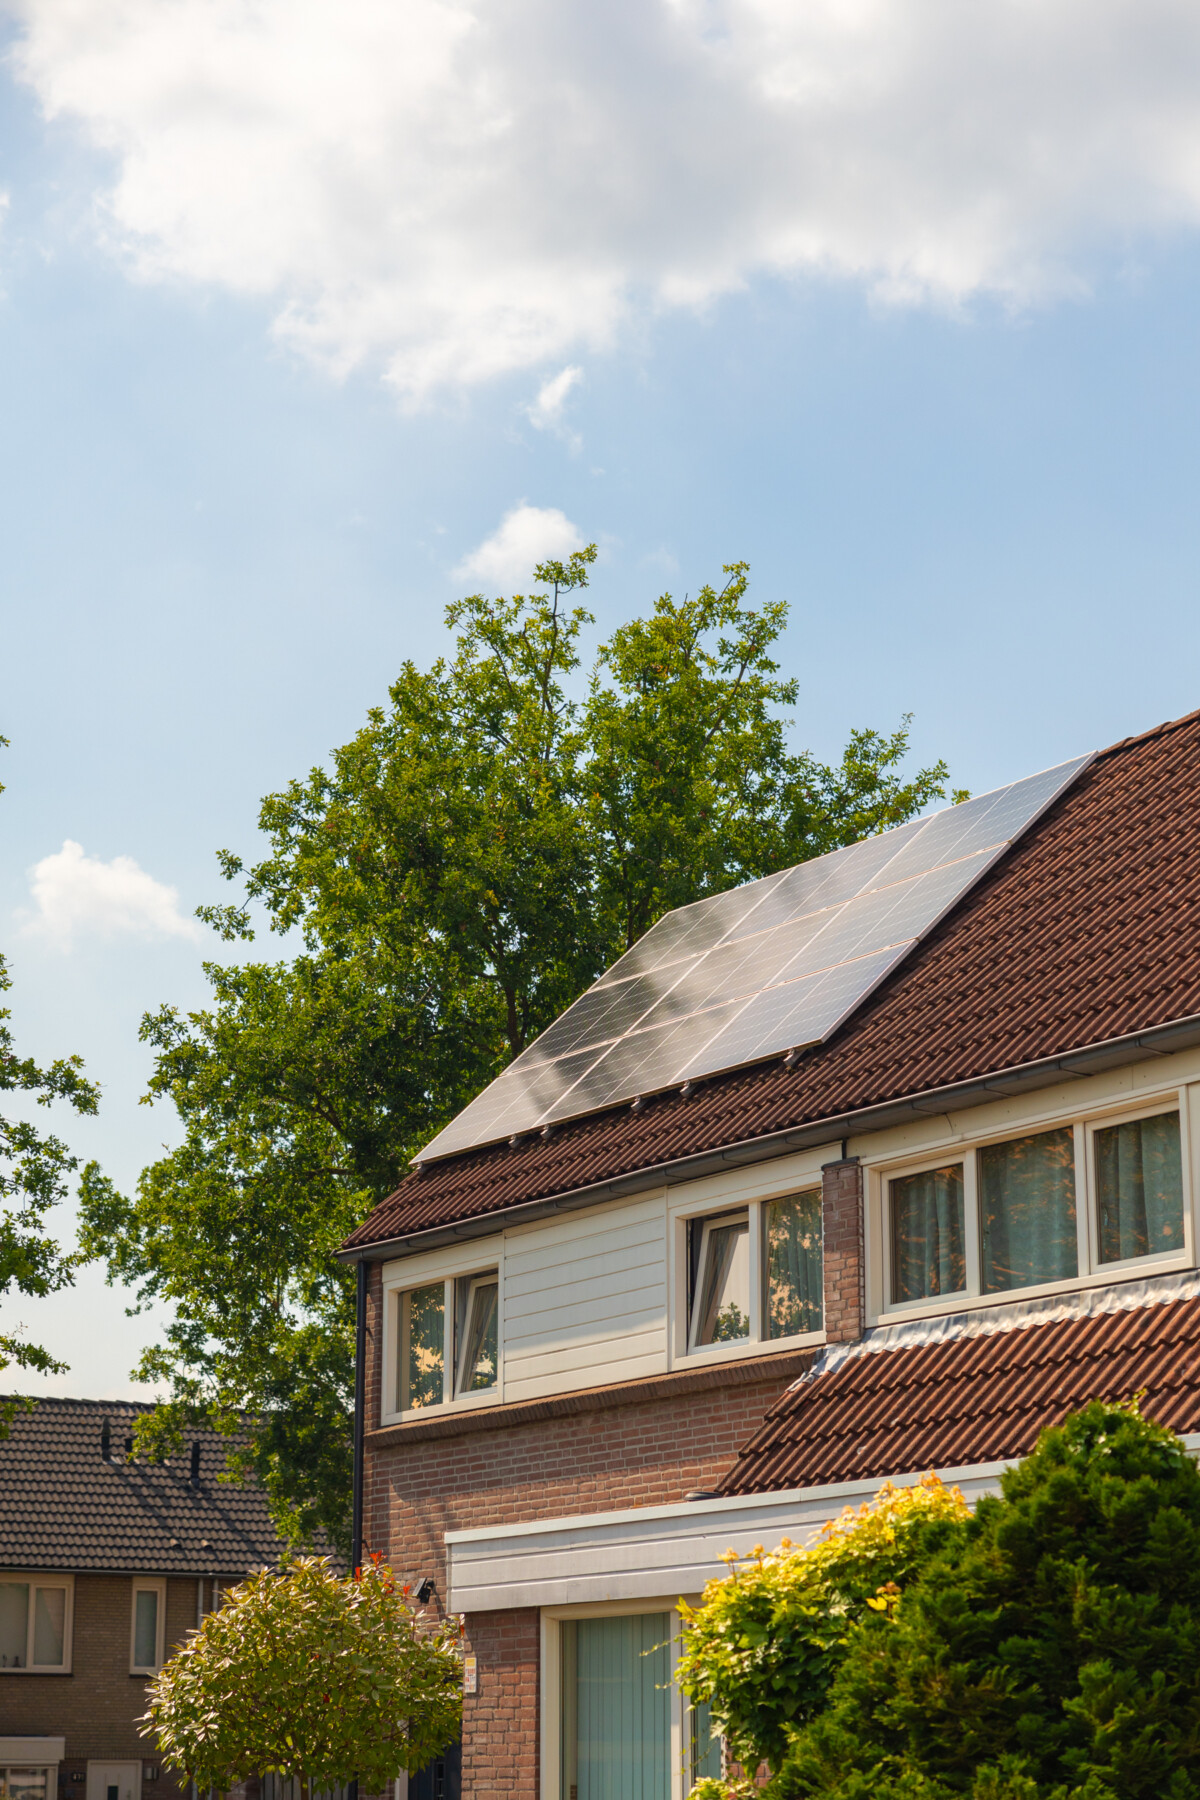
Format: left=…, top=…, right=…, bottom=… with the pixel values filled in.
left=343, top=707, right=1200, bottom=1254
left=0, top=1398, right=287, bottom=1576
left=717, top=1282, right=1200, bottom=1495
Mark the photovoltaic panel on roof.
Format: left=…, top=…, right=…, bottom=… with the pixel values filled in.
left=418, top=753, right=1094, bottom=1162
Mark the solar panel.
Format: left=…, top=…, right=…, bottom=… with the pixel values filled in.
left=418, top=752, right=1094, bottom=1162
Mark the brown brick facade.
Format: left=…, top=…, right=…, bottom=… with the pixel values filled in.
left=363, top=1263, right=811, bottom=1797
left=460, top=1610, right=539, bottom=1799
left=0, top=1573, right=200, bottom=1794
left=821, top=1156, right=864, bottom=1344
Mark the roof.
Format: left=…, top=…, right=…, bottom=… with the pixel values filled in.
left=0, top=1398, right=287, bottom=1576
left=716, top=1278, right=1200, bottom=1494
left=343, top=706, right=1200, bottom=1254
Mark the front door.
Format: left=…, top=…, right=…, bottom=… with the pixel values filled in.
left=409, top=1741, right=461, bottom=1800
left=85, top=1763, right=140, bottom=1800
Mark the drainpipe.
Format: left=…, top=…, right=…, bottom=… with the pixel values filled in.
left=351, top=1257, right=367, bottom=1573
left=349, top=1258, right=368, bottom=1800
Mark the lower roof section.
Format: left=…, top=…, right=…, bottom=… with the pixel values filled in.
left=720, top=1273, right=1200, bottom=1497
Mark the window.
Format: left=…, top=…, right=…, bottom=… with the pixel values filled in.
left=689, top=1212, right=750, bottom=1349
left=684, top=1187, right=823, bottom=1355
left=130, top=1579, right=165, bottom=1674
left=1, top=1771, right=53, bottom=1800
left=1094, top=1110, right=1184, bottom=1264
left=560, top=1613, right=670, bottom=1800
left=395, top=1269, right=500, bottom=1413
left=0, top=1577, right=71, bottom=1672
left=455, top=1276, right=499, bottom=1398
left=885, top=1106, right=1188, bottom=1311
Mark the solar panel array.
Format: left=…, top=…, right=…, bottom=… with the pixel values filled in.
left=418, top=754, right=1093, bottom=1163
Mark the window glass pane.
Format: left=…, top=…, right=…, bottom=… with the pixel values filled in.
left=694, top=1216, right=750, bottom=1345
left=32, top=1586, right=65, bottom=1666
left=690, top=1697, right=722, bottom=1784
left=981, top=1127, right=1077, bottom=1293
left=401, top=1282, right=445, bottom=1410
left=1095, top=1111, right=1184, bottom=1264
left=0, top=1582, right=29, bottom=1667
left=133, top=1588, right=159, bottom=1668
left=765, top=1190, right=823, bottom=1337
left=891, top=1165, right=965, bottom=1304
left=457, top=1279, right=499, bottom=1394
left=7, top=1774, right=47, bottom=1800
left=561, top=1614, right=670, bottom=1800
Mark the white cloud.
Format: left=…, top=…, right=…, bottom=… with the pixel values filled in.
left=454, top=504, right=585, bottom=587
left=24, top=841, right=202, bottom=949
left=524, top=366, right=584, bottom=442
left=14, top=0, right=1200, bottom=397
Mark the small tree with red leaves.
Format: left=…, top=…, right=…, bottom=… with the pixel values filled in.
left=143, top=1556, right=461, bottom=1799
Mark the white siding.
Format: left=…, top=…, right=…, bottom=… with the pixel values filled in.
left=502, top=1195, right=668, bottom=1401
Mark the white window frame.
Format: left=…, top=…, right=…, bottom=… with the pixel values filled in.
left=129, top=1578, right=166, bottom=1675
left=0, top=1573, right=74, bottom=1674
left=687, top=1209, right=754, bottom=1353
left=381, top=1238, right=505, bottom=1424
left=453, top=1274, right=500, bottom=1400
left=540, top=1597, right=698, bottom=1800
left=870, top=1088, right=1193, bottom=1324
left=670, top=1184, right=826, bottom=1369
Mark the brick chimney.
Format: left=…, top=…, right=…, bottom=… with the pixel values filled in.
left=821, top=1155, right=864, bottom=1343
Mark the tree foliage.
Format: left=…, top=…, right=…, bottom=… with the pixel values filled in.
left=144, top=1556, right=461, bottom=1797
left=79, top=554, right=959, bottom=1549
left=0, top=738, right=99, bottom=1412
left=677, top=1474, right=970, bottom=1783
left=686, top=1402, right=1200, bottom=1800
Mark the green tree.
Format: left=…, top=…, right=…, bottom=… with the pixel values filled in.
left=144, top=1556, right=462, bottom=1798
left=0, top=738, right=99, bottom=1414
left=773, top=1401, right=1200, bottom=1799
left=79, top=555, right=959, bottom=1550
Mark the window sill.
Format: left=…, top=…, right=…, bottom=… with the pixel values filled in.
left=672, top=1328, right=825, bottom=1371
left=380, top=1385, right=503, bottom=1428
left=875, top=1252, right=1194, bottom=1327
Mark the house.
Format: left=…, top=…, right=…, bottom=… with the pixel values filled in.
left=0, top=1399, right=286, bottom=1800
left=341, top=708, right=1200, bottom=1800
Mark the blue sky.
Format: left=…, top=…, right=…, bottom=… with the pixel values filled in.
left=5, top=0, right=1200, bottom=1398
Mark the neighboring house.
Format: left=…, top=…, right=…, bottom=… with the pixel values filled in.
left=341, top=708, right=1200, bottom=1800
left=0, top=1399, right=285, bottom=1800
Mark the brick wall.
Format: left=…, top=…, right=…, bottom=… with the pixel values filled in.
left=821, top=1156, right=864, bottom=1344
left=460, top=1610, right=538, bottom=1799
left=364, top=1363, right=804, bottom=1584
left=0, top=1573, right=200, bottom=1795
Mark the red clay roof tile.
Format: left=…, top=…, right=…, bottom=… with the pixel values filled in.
left=718, top=1291, right=1200, bottom=1494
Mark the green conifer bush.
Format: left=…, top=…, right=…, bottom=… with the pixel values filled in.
left=773, top=1400, right=1200, bottom=1799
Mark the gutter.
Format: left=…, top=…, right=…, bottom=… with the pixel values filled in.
left=336, top=1009, right=1200, bottom=1264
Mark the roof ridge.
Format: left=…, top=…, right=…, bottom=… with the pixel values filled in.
left=1094, top=702, right=1200, bottom=761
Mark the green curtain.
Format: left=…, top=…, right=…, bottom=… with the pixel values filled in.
left=1095, top=1111, right=1183, bottom=1264
left=981, top=1127, right=1077, bottom=1293
left=563, top=1614, right=670, bottom=1800
left=890, top=1164, right=965, bottom=1303
left=765, top=1190, right=823, bottom=1336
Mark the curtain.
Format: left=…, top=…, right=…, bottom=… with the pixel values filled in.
left=891, top=1164, right=965, bottom=1304
left=564, top=1614, right=670, bottom=1800
left=981, top=1128, right=1077, bottom=1293
left=766, top=1190, right=823, bottom=1336
left=1095, top=1111, right=1183, bottom=1264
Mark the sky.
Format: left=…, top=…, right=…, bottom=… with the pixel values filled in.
left=4, top=0, right=1200, bottom=1400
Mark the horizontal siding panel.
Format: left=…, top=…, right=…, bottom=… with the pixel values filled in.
left=505, top=1265, right=665, bottom=1319
left=503, top=1348, right=668, bottom=1404
left=504, top=1229, right=664, bottom=1292
left=503, top=1199, right=663, bottom=1269
left=506, top=1327, right=665, bottom=1382
left=504, top=1285, right=665, bottom=1349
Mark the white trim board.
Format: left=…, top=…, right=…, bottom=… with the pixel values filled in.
left=0, top=1740, right=66, bottom=1763
left=447, top=1435, right=1200, bottom=1612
